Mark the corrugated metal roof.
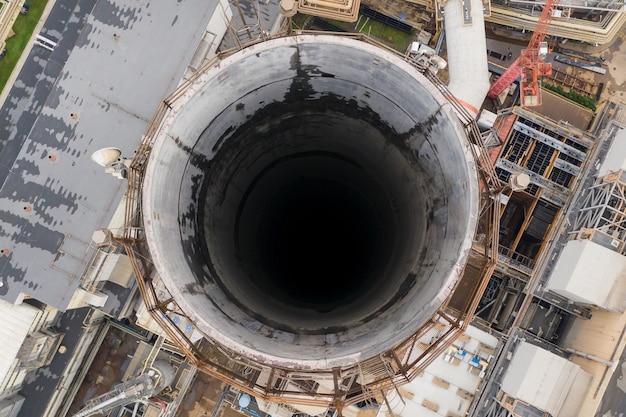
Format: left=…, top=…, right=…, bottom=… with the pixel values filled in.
left=0, top=300, right=41, bottom=384
left=501, top=341, right=591, bottom=417
left=548, top=239, right=626, bottom=311
left=599, top=126, right=626, bottom=177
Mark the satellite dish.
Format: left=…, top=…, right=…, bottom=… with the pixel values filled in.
left=91, top=147, right=130, bottom=179
left=91, top=147, right=122, bottom=167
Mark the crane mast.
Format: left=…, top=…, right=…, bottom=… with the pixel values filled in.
left=486, top=0, right=559, bottom=106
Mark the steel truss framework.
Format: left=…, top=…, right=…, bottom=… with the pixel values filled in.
left=573, top=170, right=626, bottom=253
left=119, top=32, right=502, bottom=412
left=483, top=399, right=516, bottom=417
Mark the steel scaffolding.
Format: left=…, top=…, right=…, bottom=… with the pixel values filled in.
left=572, top=170, right=626, bottom=254
left=119, top=32, right=502, bottom=413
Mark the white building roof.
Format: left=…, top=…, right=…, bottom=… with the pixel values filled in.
left=599, top=126, right=626, bottom=177
left=378, top=324, right=498, bottom=417
left=0, top=300, right=40, bottom=384
left=547, top=239, right=626, bottom=312
left=501, top=341, right=592, bottom=417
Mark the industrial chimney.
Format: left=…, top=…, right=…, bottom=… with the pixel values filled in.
left=136, top=35, right=480, bottom=404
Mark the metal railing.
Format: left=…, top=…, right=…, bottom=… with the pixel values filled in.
left=498, top=245, right=535, bottom=271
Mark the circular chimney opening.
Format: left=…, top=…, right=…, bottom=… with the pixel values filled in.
left=239, top=152, right=392, bottom=310
left=211, top=107, right=406, bottom=320
left=143, top=35, right=478, bottom=368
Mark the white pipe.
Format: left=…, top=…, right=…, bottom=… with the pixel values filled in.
left=72, top=392, right=128, bottom=417
left=131, top=401, right=140, bottom=417
left=565, top=347, right=615, bottom=367
left=444, top=0, right=491, bottom=117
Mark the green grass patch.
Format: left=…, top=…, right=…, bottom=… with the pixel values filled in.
left=0, top=0, right=49, bottom=95
left=289, top=13, right=416, bottom=53
left=326, top=18, right=415, bottom=53
left=543, top=83, right=597, bottom=111
left=291, top=12, right=311, bottom=30
left=355, top=19, right=414, bottom=52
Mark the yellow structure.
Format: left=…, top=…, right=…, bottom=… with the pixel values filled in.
left=0, top=0, right=26, bottom=53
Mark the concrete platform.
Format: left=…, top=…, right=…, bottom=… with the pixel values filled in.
left=560, top=308, right=626, bottom=417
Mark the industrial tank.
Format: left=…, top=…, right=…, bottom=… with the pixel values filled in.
left=142, top=34, right=479, bottom=370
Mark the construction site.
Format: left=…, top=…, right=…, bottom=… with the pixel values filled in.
left=0, top=1, right=625, bottom=417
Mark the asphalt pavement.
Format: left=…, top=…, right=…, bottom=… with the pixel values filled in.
left=596, top=337, right=626, bottom=417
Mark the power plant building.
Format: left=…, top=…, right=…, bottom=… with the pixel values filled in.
left=486, top=0, right=626, bottom=45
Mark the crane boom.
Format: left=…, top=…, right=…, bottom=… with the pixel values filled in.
left=486, top=57, right=522, bottom=100
left=487, top=0, right=559, bottom=102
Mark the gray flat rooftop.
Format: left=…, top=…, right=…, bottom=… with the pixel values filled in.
left=0, top=0, right=221, bottom=310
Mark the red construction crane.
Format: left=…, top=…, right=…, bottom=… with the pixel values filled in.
left=487, top=0, right=560, bottom=106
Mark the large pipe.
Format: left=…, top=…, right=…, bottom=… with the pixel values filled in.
left=143, top=35, right=479, bottom=370
left=444, top=0, right=491, bottom=116
left=565, top=348, right=615, bottom=367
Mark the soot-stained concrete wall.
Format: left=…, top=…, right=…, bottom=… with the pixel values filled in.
left=143, top=35, right=479, bottom=369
